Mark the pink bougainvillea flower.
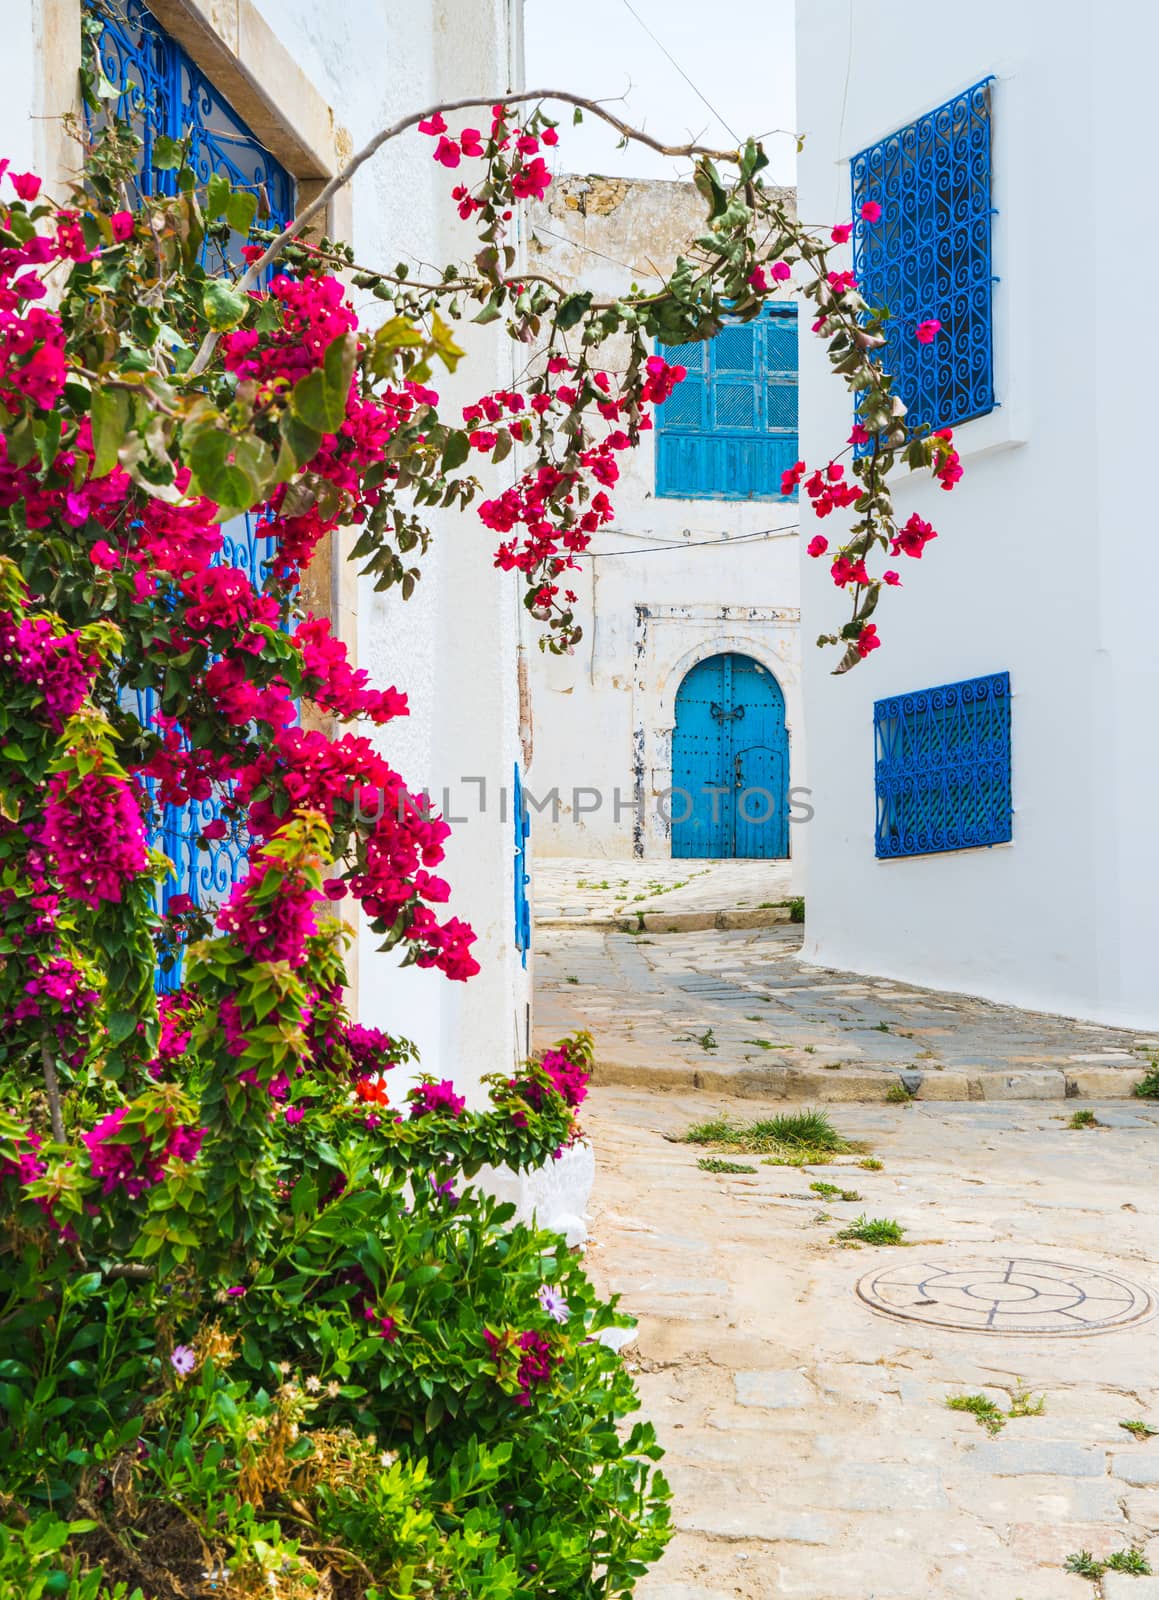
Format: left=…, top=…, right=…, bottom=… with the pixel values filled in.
left=417, top=113, right=447, bottom=136
left=409, top=1078, right=466, bottom=1119
left=830, top=222, right=852, bottom=244
left=847, top=424, right=870, bottom=446
left=89, top=540, right=121, bottom=570
left=807, top=535, right=829, bottom=558
left=748, top=266, right=768, bottom=293
left=915, top=319, right=942, bottom=344
left=932, top=428, right=963, bottom=491
left=890, top=512, right=938, bottom=559
left=780, top=460, right=806, bottom=496
left=860, top=200, right=882, bottom=223
left=433, top=136, right=461, bottom=168
left=770, top=261, right=792, bottom=282
left=109, top=211, right=134, bottom=242
left=201, top=819, right=228, bottom=841
left=541, top=126, right=559, bottom=146
left=856, top=622, right=881, bottom=657
left=883, top=570, right=902, bottom=586
left=459, top=128, right=484, bottom=157
left=10, top=172, right=41, bottom=201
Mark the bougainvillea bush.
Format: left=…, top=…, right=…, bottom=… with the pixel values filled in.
left=0, top=47, right=961, bottom=1600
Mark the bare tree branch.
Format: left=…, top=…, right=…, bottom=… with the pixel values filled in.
left=41, top=1035, right=65, bottom=1143
left=185, top=89, right=745, bottom=379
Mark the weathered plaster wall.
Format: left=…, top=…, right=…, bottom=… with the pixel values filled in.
left=523, top=176, right=804, bottom=866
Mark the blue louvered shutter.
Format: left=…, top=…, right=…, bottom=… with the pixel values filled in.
left=655, top=306, right=797, bottom=500
left=655, top=337, right=708, bottom=497
left=762, top=308, right=799, bottom=499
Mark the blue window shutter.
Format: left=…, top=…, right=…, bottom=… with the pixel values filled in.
left=655, top=305, right=798, bottom=501
left=656, top=337, right=708, bottom=497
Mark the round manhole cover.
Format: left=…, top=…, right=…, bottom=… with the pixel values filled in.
left=857, top=1257, right=1155, bottom=1336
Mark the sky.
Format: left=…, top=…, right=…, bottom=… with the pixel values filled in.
left=522, top=0, right=797, bottom=187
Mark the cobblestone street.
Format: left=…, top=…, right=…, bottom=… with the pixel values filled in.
left=535, top=860, right=1159, bottom=1596
left=582, top=1087, right=1159, bottom=1600
left=534, top=862, right=1156, bottom=1102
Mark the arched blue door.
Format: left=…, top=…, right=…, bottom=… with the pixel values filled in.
left=671, top=654, right=789, bottom=858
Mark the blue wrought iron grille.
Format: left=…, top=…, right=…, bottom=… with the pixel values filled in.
left=85, top=0, right=297, bottom=988
left=513, top=765, right=531, bottom=966
left=84, top=0, right=295, bottom=253
left=655, top=305, right=798, bottom=500
left=851, top=78, right=996, bottom=434
left=874, top=671, right=1011, bottom=859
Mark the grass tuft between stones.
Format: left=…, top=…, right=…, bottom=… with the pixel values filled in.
left=835, top=1215, right=907, bottom=1246
left=679, top=1108, right=861, bottom=1167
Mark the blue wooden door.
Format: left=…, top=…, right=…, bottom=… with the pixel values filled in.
left=671, top=654, right=789, bottom=859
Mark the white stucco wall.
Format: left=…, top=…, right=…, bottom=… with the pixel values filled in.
left=797, top=2, right=1159, bottom=1026
left=252, top=0, right=530, bottom=1093
left=524, top=177, right=805, bottom=864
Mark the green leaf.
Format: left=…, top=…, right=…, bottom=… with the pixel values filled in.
left=152, top=135, right=183, bottom=171
left=106, top=1010, right=137, bottom=1045
left=202, top=280, right=251, bottom=332
left=442, top=430, right=470, bottom=472
left=90, top=385, right=130, bottom=479
left=188, top=429, right=274, bottom=518
left=226, top=190, right=259, bottom=234
left=206, top=172, right=230, bottom=220
left=555, top=291, right=592, bottom=331
left=290, top=333, right=356, bottom=434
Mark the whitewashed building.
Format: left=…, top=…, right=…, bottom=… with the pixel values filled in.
left=526, top=175, right=804, bottom=866
left=5, top=0, right=533, bottom=1091
left=796, top=1, right=1159, bottom=1027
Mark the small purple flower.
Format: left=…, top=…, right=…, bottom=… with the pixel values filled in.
left=537, top=1284, right=569, bottom=1325
left=171, top=1344, right=196, bottom=1376
left=429, top=1173, right=458, bottom=1205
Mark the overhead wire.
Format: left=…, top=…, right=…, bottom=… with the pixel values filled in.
left=616, top=0, right=742, bottom=146
left=570, top=521, right=799, bottom=557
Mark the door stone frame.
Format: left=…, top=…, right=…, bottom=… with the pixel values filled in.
left=630, top=603, right=800, bottom=858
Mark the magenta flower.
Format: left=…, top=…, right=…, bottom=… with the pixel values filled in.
left=409, top=1079, right=466, bottom=1119
left=915, top=319, right=942, bottom=345
left=860, top=200, right=882, bottom=223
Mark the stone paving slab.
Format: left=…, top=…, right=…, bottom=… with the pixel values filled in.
left=532, top=855, right=794, bottom=924
left=536, top=922, right=1157, bottom=1100
left=582, top=1086, right=1159, bottom=1598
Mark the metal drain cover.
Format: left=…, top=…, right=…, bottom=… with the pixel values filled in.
left=857, top=1257, right=1155, bottom=1336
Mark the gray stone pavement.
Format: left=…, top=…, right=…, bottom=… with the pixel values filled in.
left=533, top=856, right=794, bottom=927
left=535, top=922, right=1157, bottom=1100
left=583, top=1085, right=1159, bottom=1598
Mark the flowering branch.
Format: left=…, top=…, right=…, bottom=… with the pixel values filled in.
left=185, top=87, right=743, bottom=378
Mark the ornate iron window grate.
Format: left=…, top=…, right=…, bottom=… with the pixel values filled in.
left=851, top=78, right=996, bottom=434
left=84, top=0, right=298, bottom=989
left=874, top=671, right=1011, bottom=859
left=84, top=0, right=295, bottom=259
left=656, top=304, right=798, bottom=501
